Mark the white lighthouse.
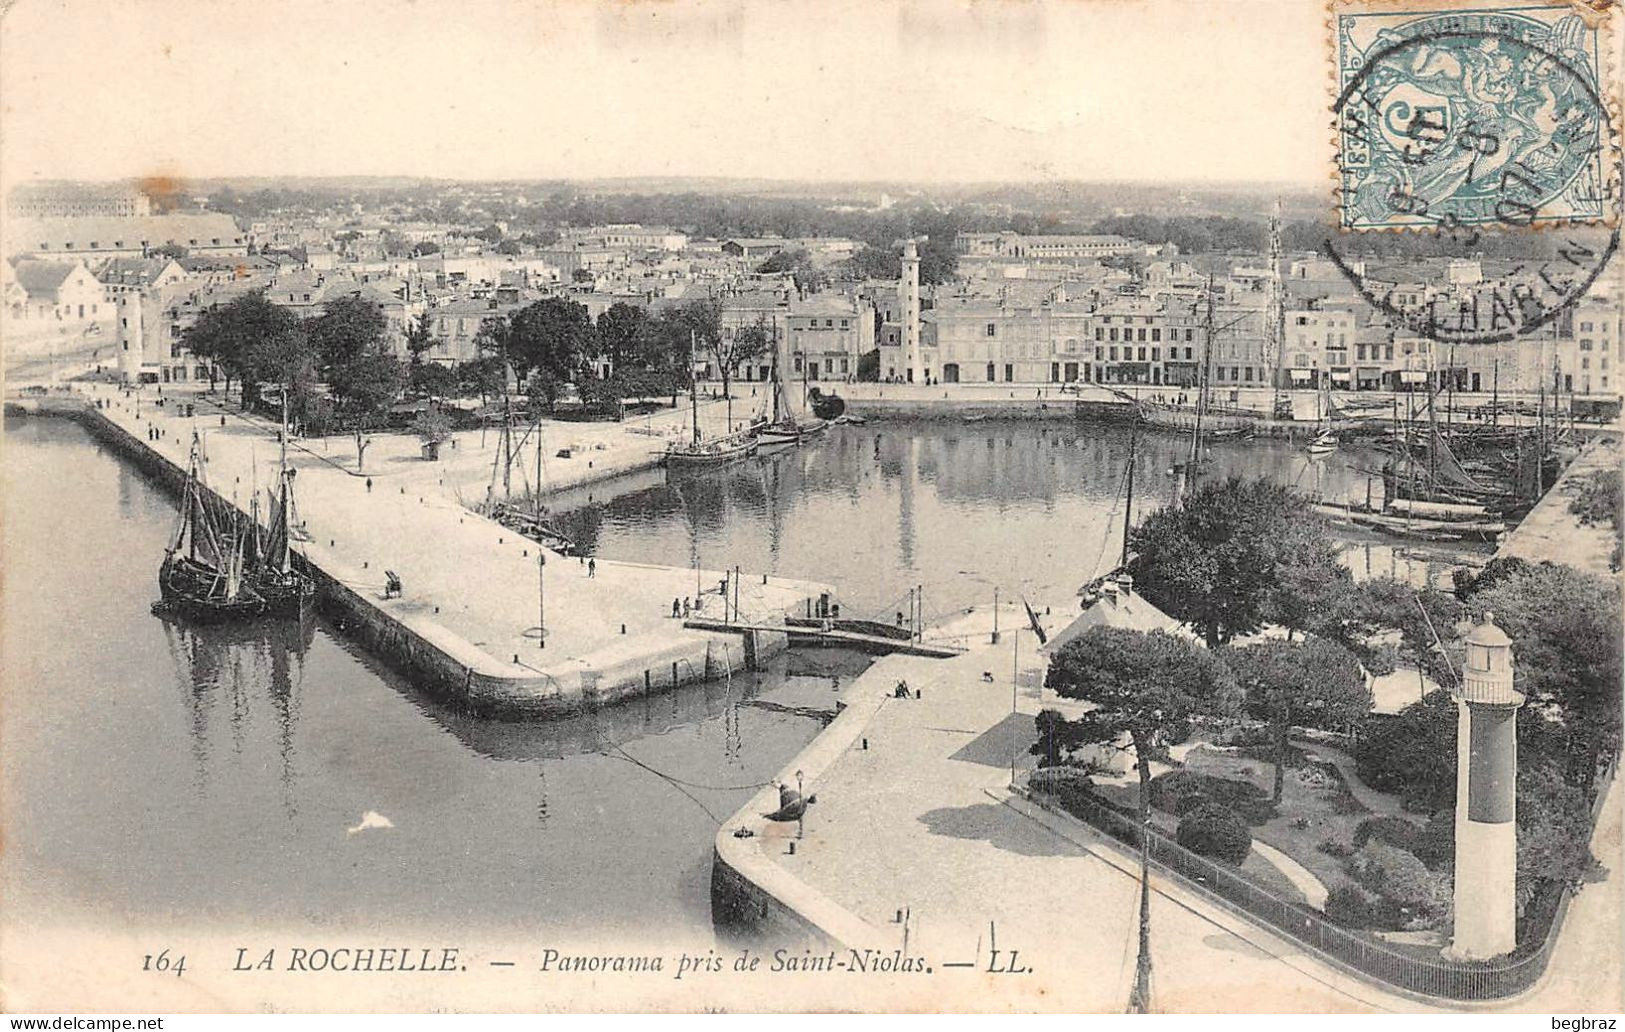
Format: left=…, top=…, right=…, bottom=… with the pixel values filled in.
left=116, top=289, right=146, bottom=384
left=1448, top=612, right=1524, bottom=961
left=900, top=238, right=921, bottom=384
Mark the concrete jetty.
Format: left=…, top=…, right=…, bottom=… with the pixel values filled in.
left=711, top=601, right=1621, bottom=1012
left=1496, top=435, right=1620, bottom=575
left=24, top=382, right=834, bottom=718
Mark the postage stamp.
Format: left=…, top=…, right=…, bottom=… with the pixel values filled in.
left=1332, top=0, right=1619, bottom=231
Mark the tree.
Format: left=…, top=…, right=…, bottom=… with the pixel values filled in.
left=404, top=312, right=437, bottom=368
left=455, top=355, right=506, bottom=403
left=1039, top=627, right=1238, bottom=1012
left=1472, top=564, right=1623, bottom=791
left=718, top=321, right=774, bottom=427
left=1225, top=638, right=1372, bottom=802
left=502, top=298, right=596, bottom=411
left=409, top=361, right=458, bottom=398
left=150, top=242, right=188, bottom=259
left=311, top=297, right=404, bottom=470
left=1516, top=761, right=1600, bottom=912
left=843, top=245, right=901, bottom=281
left=1353, top=689, right=1457, bottom=813
left=1259, top=548, right=1358, bottom=644
left=1356, top=578, right=1465, bottom=691
left=182, top=291, right=308, bottom=408
left=1127, top=477, right=1341, bottom=647
left=495, top=239, right=522, bottom=256
left=411, top=406, right=453, bottom=460
left=412, top=241, right=440, bottom=256
left=596, top=302, right=649, bottom=373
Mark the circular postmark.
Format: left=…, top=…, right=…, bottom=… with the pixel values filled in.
left=1328, top=8, right=1620, bottom=342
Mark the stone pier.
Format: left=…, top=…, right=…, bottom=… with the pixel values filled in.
left=49, top=383, right=832, bottom=718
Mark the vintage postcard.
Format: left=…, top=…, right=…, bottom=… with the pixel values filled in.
left=2, top=0, right=1622, bottom=1020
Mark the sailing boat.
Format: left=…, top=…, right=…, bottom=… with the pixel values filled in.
left=755, top=347, right=827, bottom=446
left=156, top=434, right=271, bottom=622
left=1306, top=379, right=1338, bottom=457
left=1125, top=283, right=1256, bottom=441
left=250, top=396, right=317, bottom=618
left=666, top=330, right=758, bottom=468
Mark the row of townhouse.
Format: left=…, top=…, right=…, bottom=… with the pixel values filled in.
left=872, top=286, right=1624, bottom=396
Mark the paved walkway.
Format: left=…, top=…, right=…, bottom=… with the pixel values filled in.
left=723, top=605, right=1622, bottom=1012
left=726, top=609, right=1413, bottom=1012
left=1498, top=436, right=1620, bottom=576
left=1293, top=739, right=1414, bottom=822
left=1251, top=840, right=1330, bottom=910
left=79, top=382, right=828, bottom=694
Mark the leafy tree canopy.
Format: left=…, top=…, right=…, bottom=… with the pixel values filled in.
left=1127, top=476, right=1340, bottom=647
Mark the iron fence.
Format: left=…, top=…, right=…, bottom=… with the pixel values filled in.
left=1030, top=776, right=1585, bottom=1001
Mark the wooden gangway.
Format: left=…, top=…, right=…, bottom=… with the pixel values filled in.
left=684, top=617, right=964, bottom=658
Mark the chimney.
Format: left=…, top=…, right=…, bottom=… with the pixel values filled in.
left=1116, top=573, right=1133, bottom=597
left=1101, top=581, right=1119, bottom=607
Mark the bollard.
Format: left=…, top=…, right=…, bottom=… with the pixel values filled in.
left=363, top=561, right=368, bottom=568
left=514, top=654, right=520, bottom=664
left=434, top=606, right=439, bottom=614
left=523, top=550, right=528, bottom=557
left=330, top=540, right=335, bottom=547
left=621, top=624, right=627, bottom=635
left=787, top=841, right=796, bottom=856
left=863, top=738, right=869, bottom=750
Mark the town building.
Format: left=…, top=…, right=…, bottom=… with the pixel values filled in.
left=5, top=258, right=107, bottom=322
left=8, top=182, right=152, bottom=219
left=6, top=212, right=248, bottom=260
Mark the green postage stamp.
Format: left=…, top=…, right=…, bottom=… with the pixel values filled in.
left=1333, top=0, right=1620, bottom=230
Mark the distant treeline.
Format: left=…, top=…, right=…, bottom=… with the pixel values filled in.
left=207, top=183, right=1598, bottom=266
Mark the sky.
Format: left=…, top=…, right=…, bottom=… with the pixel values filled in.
left=0, top=0, right=1332, bottom=188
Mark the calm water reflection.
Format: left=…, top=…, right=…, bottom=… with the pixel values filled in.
left=1, top=416, right=854, bottom=937
left=556, top=420, right=1480, bottom=625
left=1, top=415, right=1475, bottom=936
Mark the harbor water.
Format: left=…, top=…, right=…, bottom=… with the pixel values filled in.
left=1, top=414, right=1478, bottom=940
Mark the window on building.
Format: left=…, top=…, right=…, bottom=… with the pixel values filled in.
left=1152, top=348, right=1160, bottom=361
left=1151, top=328, right=1161, bottom=342
left=1137, top=328, right=1147, bottom=342
left=1005, top=363, right=1014, bottom=382
left=1385, top=344, right=1394, bottom=360
left=1581, top=339, right=1594, bottom=350
left=1137, top=347, right=1146, bottom=361
left=1184, top=347, right=1193, bottom=360
left=986, top=362, right=996, bottom=381
left=1582, top=357, right=1591, bottom=369
left=986, top=323, right=997, bottom=337
left=1095, top=327, right=1103, bottom=341
left=1244, top=367, right=1254, bottom=381
left=1232, top=366, right=1241, bottom=380
left=1096, top=346, right=1103, bottom=360
left=1109, top=346, right=1118, bottom=361
left=1185, top=329, right=1194, bottom=341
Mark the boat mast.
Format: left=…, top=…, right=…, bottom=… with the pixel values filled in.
left=1491, top=357, right=1500, bottom=430
left=1267, top=198, right=1289, bottom=420
left=1121, top=415, right=1137, bottom=569
left=690, top=330, right=701, bottom=444
left=1192, top=282, right=1214, bottom=468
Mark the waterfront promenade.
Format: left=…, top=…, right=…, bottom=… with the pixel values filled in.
left=66, top=381, right=832, bottom=715
left=716, top=602, right=1622, bottom=1012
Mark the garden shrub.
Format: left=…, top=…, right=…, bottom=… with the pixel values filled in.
left=1176, top=803, right=1252, bottom=865
left=1355, top=814, right=1454, bottom=870
left=1149, top=769, right=1277, bottom=824
left=1324, top=883, right=1401, bottom=929
left=1317, top=837, right=1355, bottom=859
left=1345, top=841, right=1452, bottom=929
